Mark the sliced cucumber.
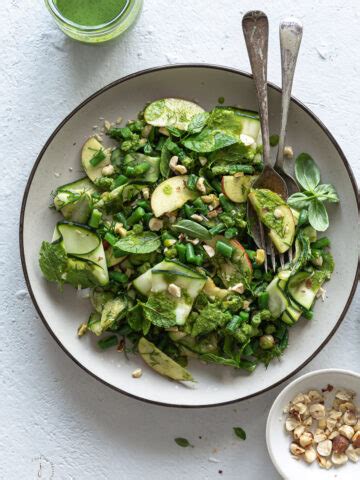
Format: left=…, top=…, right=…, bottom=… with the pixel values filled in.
left=57, top=222, right=100, bottom=255
left=144, top=98, right=205, bottom=131
left=82, top=137, right=111, bottom=182
left=124, top=153, right=160, bottom=183
left=100, top=297, right=127, bottom=331
left=287, top=271, right=320, bottom=310
left=138, top=337, right=193, bottom=381
left=266, top=276, right=289, bottom=318
left=54, top=178, right=97, bottom=224
left=151, top=176, right=198, bottom=217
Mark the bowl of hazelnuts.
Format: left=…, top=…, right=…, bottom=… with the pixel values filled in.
left=266, top=369, right=360, bottom=479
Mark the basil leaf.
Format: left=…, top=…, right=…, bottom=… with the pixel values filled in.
left=287, top=192, right=311, bottom=210
left=187, top=112, right=209, bottom=134
left=295, top=153, right=321, bottom=191
left=314, top=184, right=339, bottom=203
left=174, top=438, right=192, bottom=448
left=233, top=427, right=246, bottom=440
left=115, top=232, right=161, bottom=254
left=182, top=128, right=237, bottom=153
left=172, top=219, right=212, bottom=240
left=308, top=199, right=329, bottom=232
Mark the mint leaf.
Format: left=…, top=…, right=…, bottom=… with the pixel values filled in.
left=287, top=192, right=311, bottom=210
left=295, top=153, right=321, bottom=191
left=142, top=292, right=177, bottom=328
left=115, top=232, right=160, bottom=254
left=314, top=184, right=339, bottom=203
left=233, top=427, right=246, bottom=440
left=187, top=112, right=209, bottom=134
left=308, top=199, right=329, bottom=232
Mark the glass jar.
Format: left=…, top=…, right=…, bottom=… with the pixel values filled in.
left=45, top=0, right=143, bottom=44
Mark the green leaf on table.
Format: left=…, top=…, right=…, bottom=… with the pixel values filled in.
left=313, top=184, right=339, bottom=203
left=233, top=427, right=246, bottom=440
left=174, top=437, right=192, bottom=448
left=115, top=232, right=160, bottom=254
left=308, top=199, right=329, bottom=232
left=295, top=153, right=321, bottom=191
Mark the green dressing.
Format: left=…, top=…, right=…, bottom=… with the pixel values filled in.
left=55, top=0, right=129, bottom=26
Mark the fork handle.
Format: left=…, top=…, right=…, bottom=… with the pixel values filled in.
left=275, top=18, right=303, bottom=170
left=242, top=11, right=270, bottom=166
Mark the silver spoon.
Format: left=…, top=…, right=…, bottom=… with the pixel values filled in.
left=242, top=11, right=288, bottom=271
left=274, top=17, right=303, bottom=197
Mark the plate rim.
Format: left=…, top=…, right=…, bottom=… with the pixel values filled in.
left=19, top=63, right=360, bottom=408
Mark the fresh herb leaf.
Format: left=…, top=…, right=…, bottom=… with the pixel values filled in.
left=287, top=191, right=311, bottom=209
left=172, top=220, right=211, bottom=240
left=187, top=112, right=209, bottom=134
left=160, top=140, right=172, bottom=177
left=233, top=427, right=246, bottom=440
left=295, top=153, right=320, bottom=191
left=39, top=241, right=67, bottom=285
left=182, top=128, right=237, bottom=153
left=308, top=199, right=329, bottom=232
left=142, top=292, right=177, bottom=328
left=115, top=232, right=161, bottom=254
left=174, top=437, right=192, bottom=448
left=313, top=184, right=339, bottom=203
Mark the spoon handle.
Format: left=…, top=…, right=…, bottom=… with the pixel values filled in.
left=242, top=11, right=270, bottom=166
left=275, top=18, right=303, bottom=170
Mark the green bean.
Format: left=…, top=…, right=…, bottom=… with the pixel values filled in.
left=113, top=174, right=128, bottom=188
left=97, top=335, right=118, bottom=350
left=114, top=212, right=128, bottom=229
left=162, top=231, right=176, bottom=242
left=216, top=240, right=234, bottom=258
left=239, top=311, right=249, bottom=322
left=212, top=164, right=255, bottom=176
left=186, top=174, right=198, bottom=191
left=127, top=207, right=145, bottom=226
left=242, top=343, right=253, bottom=356
left=88, top=209, right=102, bottom=229
left=124, top=165, right=136, bottom=177
left=185, top=243, right=196, bottom=263
left=191, top=254, right=204, bottom=266
left=210, top=179, right=222, bottom=193
left=184, top=203, right=195, bottom=218
left=193, top=197, right=207, bottom=214
left=133, top=162, right=150, bottom=176
left=109, top=271, right=129, bottom=283
left=226, top=315, right=242, bottom=333
left=209, top=223, right=225, bottom=236
left=258, top=292, right=269, bottom=309
left=89, top=148, right=106, bottom=167
left=219, top=194, right=234, bottom=213
left=104, top=232, right=118, bottom=246
left=142, top=213, right=153, bottom=225
left=311, top=237, right=330, bottom=249
left=137, top=200, right=151, bottom=210
left=175, top=243, right=187, bottom=263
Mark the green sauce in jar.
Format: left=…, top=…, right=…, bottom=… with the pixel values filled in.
left=46, top=0, right=143, bottom=43
left=54, top=0, right=129, bottom=26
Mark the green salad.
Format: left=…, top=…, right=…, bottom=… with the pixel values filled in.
left=39, top=98, right=339, bottom=382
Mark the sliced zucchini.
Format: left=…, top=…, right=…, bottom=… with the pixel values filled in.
left=221, top=175, right=258, bottom=203
left=54, top=177, right=97, bottom=224
left=248, top=189, right=295, bottom=253
left=266, top=276, right=289, bottom=318
left=100, top=297, right=127, bottom=331
left=87, top=312, right=103, bottom=336
left=124, top=153, right=160, bottom=183
left=144, top=98, right=205, bottom=131
left=133, top=268, right=153, bottom=296
left=138, top=337, right=193, bottom=381
left=90, top=289, right=114, bottom=314
left=287, top=271, right=321, bottom=310
left=82, top=137, right=111, bottom=182
left=151, top=176, right=198, bottom=217
left=281, top=301, right=302, bottom=326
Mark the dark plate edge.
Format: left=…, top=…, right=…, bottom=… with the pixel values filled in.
left=19, top=63, right=360, bottom=409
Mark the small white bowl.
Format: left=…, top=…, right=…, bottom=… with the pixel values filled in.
left=266, top=369, right=360, bottom=480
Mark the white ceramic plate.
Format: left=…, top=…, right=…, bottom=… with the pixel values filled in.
left=20, top=65, right=359, bottom=407
left=266, top=369, right=360, bottom=479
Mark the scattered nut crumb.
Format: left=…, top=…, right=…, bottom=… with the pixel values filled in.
left=132, top=368, right=142, bottom=378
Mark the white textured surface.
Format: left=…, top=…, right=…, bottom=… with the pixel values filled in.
left=1, top=0, right=359, bottom=478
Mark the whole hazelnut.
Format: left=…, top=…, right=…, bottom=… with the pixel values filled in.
left=332, top=435, right=350, bottom=454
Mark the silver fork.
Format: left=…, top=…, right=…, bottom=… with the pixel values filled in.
left=275, top=18, right=303, bottom=268
left=242, top=11, right=288, bottom=272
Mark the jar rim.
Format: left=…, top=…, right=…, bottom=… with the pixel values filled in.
left=46, top=0, right=131, bottom=32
